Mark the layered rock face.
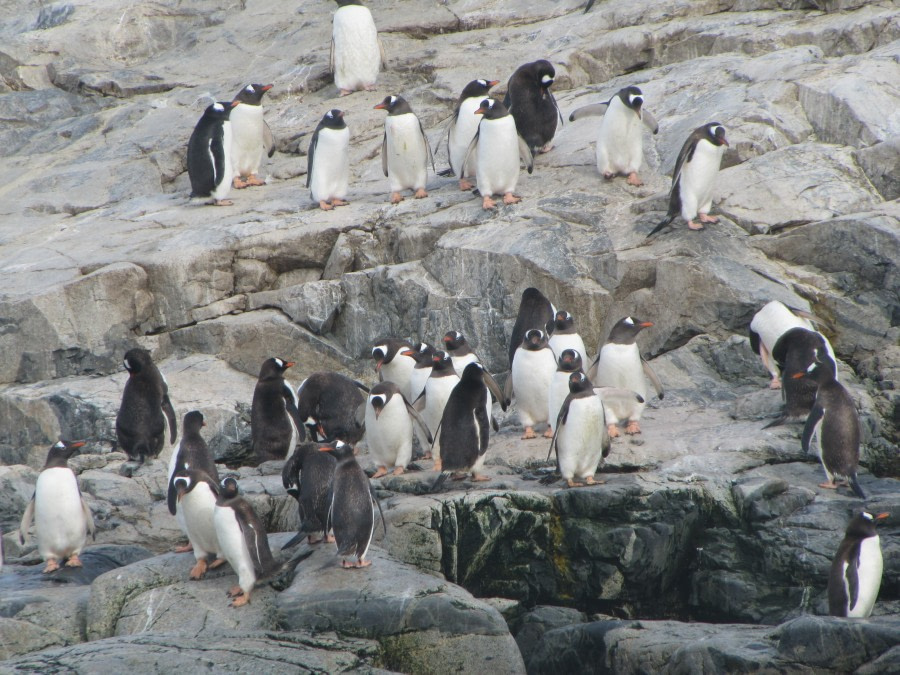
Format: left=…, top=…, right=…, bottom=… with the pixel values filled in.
left=1, top=0, right=898, bottom=672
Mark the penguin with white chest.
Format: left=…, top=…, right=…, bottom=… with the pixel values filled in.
left=171, top=468, right=225, bottom=580
left=509, top=287, right=555, bottom=368
left=331, top=0, right=384, bottom=96
left=362, top=381, right=432, bottom=478
left=167, top=411, right=219, bottom=553
left=230, top=83, right=275, bottom=189
left=569, top=85, right=659, bottom=186
left=251, top=357, right=305, bottom=463
left=445, top=78, right=499, bottom=191
left=509, top=329, right=558, bottom=439
left=549, top=372, right=608, bottom=488
left=504, top=59, right=563, bottom=155
left=187, top=101, right=238, bottom=206
left=116, top=348, right=178, bottom=465
left=548, top=349, right=584, bottom=432
left=282, top=441, right=338, bottom=546
left=414, top=350, right=460, bottom=471
left=407, top=341, right=435, bottom=403
left=548, top=310, right=588, bottom=366
left=374, top=95, right=434, bottom=204
left=372, top=338, right=416, bottom=401
left=442, top=330, right=509, bottom=416
left=18, top=440, right=95, bottom=573
left=308, top=109, right=350, bottom=211
left=829, top=510, right=889, bottom=618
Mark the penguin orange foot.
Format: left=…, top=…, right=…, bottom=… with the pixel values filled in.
left=189, top=559, right=208, bottom=580
left=233, top=177, right=249, bottom=189
left=543, top=427, right=554, bottom=438
left=502, top=192, right=521, bottom=205
left=342, top=559, right=372, bottom=569
left=318, top=201, right=335, bottom=211
left=687, top=221, right=704, bottom=231
left=331, top=198, right=348, bottom=206
left=607, top=423, right=620, bottom=438
left=459, top=179, right=474, bottom=191
left=209, top=558, right=227, bottom=569
left=482, top=195, right=497, bottom=210
left=213, top=199, right=234, bottom=206
left=390, top=192, right=404, bottom=204
left=243, top=174, right=265, bottom=187
left=819, top=481, right=840, bottom=490
left=227, top=585, right=243, bottom=598
left=174, top=542, right=193, bottom=553
left=626, top=172, right=643, bottom=186
left=471, top=473, right=490, bottom=482
left=432, top=459, right=442, bottom=472
left=231, top=593, right=250, bottom=607
left=392, top=466, right=405, bottom=476
left=567, top=479, right=584, bottom=488
left=769, top=377, right=782, bottom=390
left=521, top=427, right=537, bottom=440
left=699, top=213, right=719, bottom=223
left=414, top=188, right=428, bottom=199
left=625, top=421, right=641, bottom=434
left=65, top=554, right=83, bottom=568
left=339, top=89, right=353, bottom=97
left=371, top=467, right=388, bottom=478
left=43, top=559, right=60, bottom=574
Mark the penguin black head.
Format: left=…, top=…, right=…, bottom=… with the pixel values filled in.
left=558, top=349, right=583, bottom=372
left=567, top=371, right=593, bottom=394
left=183, top=410, right=205, bottom=436
left=204, top=100, right=239, bottom=120
left=533, top=60, right=556, bottom=90
left=260, top=357, right=295, bottom=379
left=374, top=95, right=412, bottom=116
left=460, top=362, right=486, bottom=383
left=703, top=122, right=729, bottom=147
left=369, top=393, right=387, bottom=419
left=219, top=477, right=240, bottom=499
left=233, top=83, right=273, bottom=106
left=431, top=350, right=455, bottom=372
left=319, top=109, right=347, bottom=130
left=44, top=439, right=86, bottom=469
left=461, top=79, right=499, bottom=101
left=553, top=311, right=575, bottom=331
left=608, top=317, right=653, bottom=344
left=792, top=348, right=837, bottom=384
left=123, top=348, right=155, bottom=375
left=443, top=331, right=467, bottom=351
left=335, top=0, right=363, bottom=6
left=618, top=86, right=644, bottom=114
left=406, top=342, right=435, bottom=366
left=318, top=439, right=354, bottom=461
left=173, top=473, right=193, bottom=501
left=474, top=97, right=510, bottom=120
left=523, top=328, right=548, bottom=350
left=845, top=511, right=889, bottom=540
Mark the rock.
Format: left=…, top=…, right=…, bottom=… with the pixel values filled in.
left=856, top=138, right=900, bottom=201
left=776, top=615, right=900, bottom=671
left=513, top=605, right=588, bottom=667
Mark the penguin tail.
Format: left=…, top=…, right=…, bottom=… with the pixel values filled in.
left=437, top=167, right=454, bottom=177
left=539, top=471, right=561, bottom=486
left=267, top=548, right=315, bottom=591
left=646, top=214, right=675, bottom=238
left=762, top=414, right=790, bottom=430
left=430, top=471, right=450, bottom=493
left=848, top=474, right=866, bottom=499
left=281, top=531, right=306, bottom=550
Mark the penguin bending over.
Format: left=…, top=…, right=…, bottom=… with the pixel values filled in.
left=187, top=101, right=239, bottom=206
left=171, top=469, right=225, bottom=579
left=374, top=95, right=434, bottom=204
left=308, top=109, right=350, bottom=210
left=749, top=300, right=830, bottom=390
left=167, top=411, right=219, bottom=553
left=282, top=441, right=338, bottom=546
left=230, top=83, right=275, bottom=189
left=116, top=348, right=177, bottom=464
left=763, top=327, right=838, bottom=426
left=504, top=59, right=563, bottom=155
left=331, top=0, right=384, bottom=96
left=509, top=287, right=555, bottom=368
left=548, top=310, right=588, bottom=366
left=509, top=329, right=557, bottom=439
left=296, top=372, right=368, bottom=445
left=829, top=511, right=889, bottom=618
left=372, top=338, right=416, bottom=401
left=444, top=78, right=499, bottom=190
left=251, top=357, right=305, bottom=463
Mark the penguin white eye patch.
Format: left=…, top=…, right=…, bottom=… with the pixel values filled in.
left=541, top=74, right=553, bottom=84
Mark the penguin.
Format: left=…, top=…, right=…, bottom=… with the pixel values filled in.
left=749, top=300, right=826, bottom=390
left=321, top=440, right=386, bottom=568
left=374, top=95, right=434, bottom=204
left=187, top=100, right=238, bottom=206
left=503, top=59, right=564, bottom=155
left=509, top=287, right=556, bottom=368
left=251, top=357, right=305, bottom=463
left=282, top=441, right=338, bottom=546
left=547, top=310, right=588, bottom=366
left=167, top=411, right=219, bottom=553
left=18, top=440, right=95, bottom=573
left=796, top=351, right=866, bottom=498
left=568, top=85, right=659, bottom=186
left=462, top=97, right=533, bottom=210
left=331, top=0, right=384, bottom=96
left=171, top=468, right=226, bottom=579
left=444, top=78, right=499, bottom=190
left=362, top=381, right=432, bottom=478
left=407, top=341, right=435, bottom=403
left=828, top=510, right=889, bottom=618
left=442, top=330, right=509, bottom=412
left=116, top=348, right=177, bottom=464
left=548, top=349, right=584, bottom=433
left=548, top=372, right=607, bottom=488
left=413, top=350, right=460, bottom=470
left=647, top=122, right=728, bottom=236
left=371, top=338, right=416, bottom=401
left=589, top=317, right=663, bottom=437
left=230, top=83, right=275, bottom=189
left=308, top=108, right=350, bottom=211
left=764, top=327, right=838, bottom=426
left=296, top=372, right=368, bottom=445
left=509, top=329, right=558, bottom=439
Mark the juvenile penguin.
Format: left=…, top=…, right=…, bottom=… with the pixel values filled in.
left=230, top=83, right=275, bottom=188
left=510, top=329, right=558, bottom=439
left=251, top=357, right=304, bottom=463
left=509, top=287, right=556, bottom=367
left=171, top=469, right=225, bottom=579
left=167, top=411, right=219, bottom=553
left=116, top=348, right=177, bottom=464
left=308, top=109, right=350, bottom=210
left=407, top=342, right=435, bottom=403
left=568, top=85, right=659, bottom=186
left=503, top=59, right=563, bottom=155
left=749, top=300, right=825, bottom=390
left=414, top=350, right=460, bottom=470
left=282, top=441, right=338, bottom=546
left=296, top=372, right=368, bottom=445
left=363, top=381, right=432, bottom=478
left=547, top=310, right=588, bottom=366
left=331, top=0, right=383, bottom=96
left=374, top=95, right=434, bottom=204
left=548, top=349, right=584, bottom=431
left=445, top=78, right=499, bottom=190
left=590, top=317, right=663, bottom=437
left=829, top=511, right=889, bottom=618
left=796, top=352, right=865, bottom=498
left=372, top=338, right=416, bottom=401
left=549, top=372, right=607, bottom=487
left=647, top=122, right=728, bottom=236
left=187, top=101, right=238, bottom=206
left=18, top=440, right=94, bottom=573
left=463, top=97, right=533, bottom=210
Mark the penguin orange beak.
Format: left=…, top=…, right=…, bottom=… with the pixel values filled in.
left=488, top=80, right=500, bottom=87
left=640, top=322, right=654, bottom=328
left=875, top=512, right=890, bottom=520
left=374, top=102, right=387, bottom=110
left=262, top=84, right=273, bottom=91
left=791, top=372, right=806, bottom=379
left=721, top=137, right=729, bottom=146
left=230, top=101, right=240, bottom=108
left=474, top=107, right=486, bottom=115
left=401, top=349, right=415, bottom=357
left=70, top=441, right=86, bottom=449
left=285, top=361, right=296, bottom=368
left=375, top=360, right=383, bottom=372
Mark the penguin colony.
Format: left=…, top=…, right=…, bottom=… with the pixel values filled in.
left=12, top=1, right=888, bottom=620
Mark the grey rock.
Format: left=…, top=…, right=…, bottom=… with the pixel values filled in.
left=514, top=605, right=588, bottom=668
left=856, top=138, right=900, bottom=201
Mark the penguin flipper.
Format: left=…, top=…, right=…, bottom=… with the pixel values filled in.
left=483, top=368, right=509, bottom=411
left=586, top=354, right=600, bottom=381
left=264, top=120, right=275, bottom=158
left=237, top=502, right=277, bottom=576
left=430, top=471, right=450, bottom=493
left=82, top=497, right=96, bottom=541
left=281, top=530, right=306, bottom=550
left=641, top=109, right=659, bottom=135
left=518, top=135, right=534, bottom=174
left=475, top=404, right=491, bottom=456
left=18, top=497, right=34, bottom=545
left=568, top=102, right=608, bottom=122
left=369, top=483, right=387, bottom=537
left=430, top=419, right=443, bottom=457
left=381, top=132, right=388, bottom=177
left=641, top=359, right=664, bottom=400
left=166, top=475, right=178, bottom=516
left=306, top=129, right=319, bottom=189
left=418, top=118, right=436, bottom=173
left=800, top=404, right=824, bottom=454
left=846, top=550, right=861, bottom=611
left=762, top=414, right=790, bottom=430
left=503, top=372, right=514, bottom=404
left=282, top=445, right=303, bottom=491
left=550, top=91, right=564, bottom=126
left=584, top=0, right=596, bottom=13
left=354, top=401, right=367, bottom=431
left=161, top=394, right=178, bottom=444
left=646, top=213, right=676, bottom=238
left=595, top=387, right=645, bottom=406
left=848, top=474, right=866, bottom=500
left=461, top=129, right=480, bottom=180
left=329, top=37, right=335, bottom=74
left=353, top=380, right=371, bottom=394
left=404, top=399, right=433, bottom=445
left=378, top=37, right=386, bottom=70
left=412, top=390, right=426, bottom=412
left=548, top=396, right=571, bottom=462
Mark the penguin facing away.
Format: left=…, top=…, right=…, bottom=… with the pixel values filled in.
left=510, top=329, right=558, bottom=439
left=251, top=357, right=305, bottom=463
left=230, top=83, right=275, bottom=188
left=167, top=411, right=219, bottom=553
left=282, top=441, right=338, bottom=547
left=509, top=287, right=556, bottom=368
left=374, top=95, right=434, bottom=204
left=548, top=310, right=588, bottom=367
left=171, top=468, right=225, bottom=580
left=548, top=372, right=607, bottom=488
left=308, top=109, right=350, bottom=211
left=296, top=372, right=368, bottom=445
left=331, top=0, right=384, bottom=96
left=362, top=381, right=433, bottom=478
left=504, top=59, right=564, bottom=155
left=828, top=510, right=889, bottom=618
left=187, top=100, right=239, bottom=206
left=372, top=338, right=416, bottom=401
left=445, top=78, right=499, bottom=190
left=413, top=350, right=460, bottom=471
left=116, top=348, right=177, bottom=464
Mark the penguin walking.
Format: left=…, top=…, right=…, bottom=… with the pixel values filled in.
left=251, top=357, right=305, bottom=463
left=187, top=100, right=238, bottom=206
left=171, top=469, right=226, bottom=579
left=374, top=95, right=434, bottom=204
left=296, top=372, right=368, bottom=445
left=749, top=300, right=828, bottom=390
left=407, top=341, right=435, bottom=403
left=445, top=78, right=499, bottom=190
left=116, top=348, right=177, bottom=464
left=547, top=310, right=588, bottom=366
left=548, top=372, right=607, bottom=487
left=548, top=349, right=584, bottom=431
left=18, top=440, right=95, bottom=573
left=282, top=441, right=338, bottom=546
left=647, top=122, right=728, bottom=236
left=230, top=83, right=275, bottom=189
left=509, top=287, right=555, bottom=368
left=308, top=109, right=350, bottom=211
left=167, top=411, right=219, bottom=553
left=504, top=59, right=563, bottom=155
left=589, top=317, right=663, bottom=437
left=414, top=350, right=460, bottom=470
left=568, top=85, right=659, bottom=186
left=363, top=382, right=432, bottom=478
left=331, top=0, right=384, bottom=96
left=829, top=511, right=889, bottom=618
left=372, top=338, right=416, bottom=401
left=509, top=329, right=558, bottom=439
left=462, top=97, right=533, bottom=210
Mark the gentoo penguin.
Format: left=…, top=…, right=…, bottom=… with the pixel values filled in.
left=116, top=348, right=177, bottom=464
left=509, top=329, right=558, bottom=439
left=647, top=122, right=728, bottom=236
left=548, top=349, right=584, bottom=432
left=372, top=338, right=416, bottom=401
left=509, top=287, right=555, bottom=368
left=445, top=78, right=499, bottom=190
left=230, top=83, right=275, bottom=189
left=548, top=372, right=607, bottom=488
left=374, top=95, right=434, bottom=204
left=18, top=440, right=94, bottom=573
left=749, top=300, right=826, bottom=390
left=187, top=100, right=238, bottom=206
left=296, top=372, right=368, bottom=445
left=442, top=330, right=509, bottom=412
left=407, top=341, right=435, bottom=403
left=251, top=357, right=305, bottom=463
left=308, top=109, right=350, bottom=211
left=414, top=350, right=460, bottom=470
left=503, top=59, right=563, bottom=155
left=590, top=317, right=663, bottom=437
left=171, top=468, right=225, bottom=579
left=331, top=0, right=383, bottom=96
left=828, top=511, right=889, bottom=618
left=321, top=440, right=385, bottom=568
left=568, top=85, right=659, bottom=186
left=796, top=352, right=866, bottom=498
left=362, top=381, right=432, bottom=478
left=462, top=97, right=533, bottom=210
left=765, top=327, right=838, bottom=425
left=167, top=411, right=219, bottom=553
left=282, top=441, right=338, bottom=546
left=548, top=310, right=588, bottom=366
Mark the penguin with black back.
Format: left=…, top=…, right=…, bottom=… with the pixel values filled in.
left=374, top=94, right=434, bottom=204
left=548, top=310, right=588, bottom=366
left=503, top=59, right=564, bottom=156
left=230, top=83, right=275, bottom=189
left=116, top=348, right=177, bottom=464
left=829, top=510, right=889, bottom=618
left=548, top=348, right=583, bottom=429
left=171, top=468, right=225, bottom=579
left=444, top=78, right=499, bottom=190
left=282, top=441, right=338, bottom=547
left=308, top=109, right=350, bottom=210
left=371, top=338, right=416, bottom=401
left=167, top=411, right=219, bottom=553
left=251, top=357, right=305, bottom=463
left=187, top=100, right=239, bottom=206
left=296, top=372, right=368, bottom=445
left=509, top=287, right=555, bottom=368
left=407, top=341, right=435, bottom=404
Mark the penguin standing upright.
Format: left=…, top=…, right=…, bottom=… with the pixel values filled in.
left=363, top=382, right=432, bottom=478
left=251, top=357, right=305, bottom=463
left=829, top=511, right=889, bottom=618
left=372, top=338, right=416, bottom=401
left=116, top=348, right=177, bottom=464
left=414, top=350, right=460, bottom=470
left=445, top=78, right=499, bottom=190
left=167, top=411, right=219, bottom=552
left=548, top=349, right=583, bottom=431
left=463, top=97, right=533, bottom=210
left=18, top=440, right=94, bottom=573
left=374, top=95, right=434, bottom=204
left=171, top=469, right=225, bottom=579
left=296, top=372, right=368, bottom=445
left=230, top=83, right=275, bottom=189
left=308, top=109, right=350, bottom=211
left=509, top=287, right=555, bottom=368
left=569, top=85, right=659, bottom=186
left=549, top=372, right=607, bottom=487
left=282, top=441, right=338, bottom=546
left=504, top=59, right=563, bottom=155
left=331, top=0, right=383, bottom=96
left=187, top=101, right=238, bottom=206
left=510, top=329, right=558, bottom=439
left=407, top=342, right=435, bottom=403
left=547, top=310, right=588, bottom=366
left=443, top=330, right=480, bottom=378
left=647, top=122, right=728, bottom=236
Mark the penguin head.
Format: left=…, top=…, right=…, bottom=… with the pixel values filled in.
left=45, top=439, right=86, bottom=468
left=431, top=350, right=454, bottom=371
left=123, top=348, right=154, bottom=375
left=372, top=343, right=392, bottom=371
left=233, top=83, right=273, bottom=106
left=847, top=511, right=889, bottom=539
left=443, top=331, right=466, bottom=350
left=173, top=474, right=192, bottom=502
left=533, top=60, right=556, bottom=89
left=405, top=342, right=434, bottom=365
left=374, top=95, right=411, bottom=115
left=559, top=349, right=583, bottom=372
left=621, top=86, right=644, bottom=114
left=554, top=310, right=574, bottom=331
left=568, top=371, right=592, bottom=393
left=461, top=79, right=499, bottom=100
left=318, top=439, right=354, bottom=460
left=320, top=109, right=347, bottom=130
left=460, top=362, right=485, bottom=383
left=219, top=477, right=240, bottom=499
left=608, top=317, right=653, bottom=344
left=703, top=122, right=729, bottom=147
left=474, top=97, right=510, bottom=120
left=183, top=410, right=205, bottom=435
left=369, top=393, right=387, bottom=419
left=792, top=348, right=836, bottom=384
left=260, top=357, right=295, bottom=379
left=523, top=328, right=548, bottom=350
left=205, top=101, right=239, bottom=120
